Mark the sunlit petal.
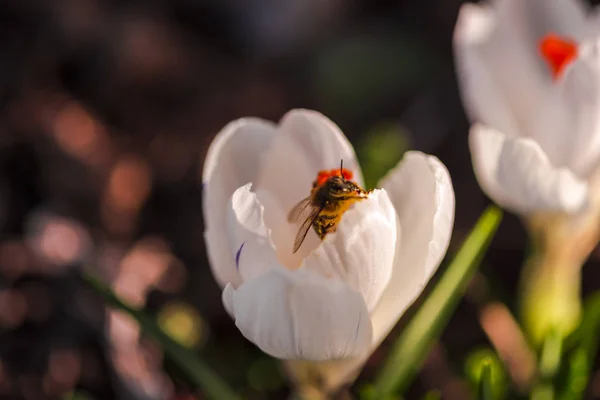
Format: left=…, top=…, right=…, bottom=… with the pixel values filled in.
left=375, top=151, right=455, bottom=344
left=202, top=118, right=276, bottom=288
left=227, top=183, right=281, bottom=283
left=529, top=37, right=600, bottom=177
left=301, top=189, right=397, bottom=312
left=470, top=124, right=588, bottom=214
left=223, top=269, right=372, bottom=361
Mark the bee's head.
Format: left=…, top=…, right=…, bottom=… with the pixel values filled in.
left=324, top=175, right=367, bottom=199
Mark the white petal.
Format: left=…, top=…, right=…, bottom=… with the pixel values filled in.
left=514, top=0, right=588, bottom=41
left=529, top=38, right=600, bottom=177
left=585, top=6, right=600, bottom=39
left=374, top=151, right=455, bottom=345
left=279, top=153, right=455, bottom=390
left=223, top=269, right=372, bottom=361
left=453, top=1, right=550, bottom=135
left=470, top=124, right=589, bottom=214
left=202, top=118, right=277, bottom=288
left=227, top=183, right=281, bottom=283
left=222, top=284, right=235, bottom=318
left=488, top=0, right=587, bottom=66
left=256, top=109, right=363, bottom=264
left=453, top=3, right=520, bottom=136
left=300, top=189, right=397, bottom=312
left=281, top=109, right=363, bottom=184
left=257, top=109, right=363, bottom=210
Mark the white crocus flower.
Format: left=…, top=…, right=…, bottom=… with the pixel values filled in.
left=453, top=0, right=600, bottom=344
left=454, top=0, right=600, bottom=216
left=202, top=109, right=455, bottom=389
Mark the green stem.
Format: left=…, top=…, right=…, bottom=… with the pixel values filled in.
left=530, top=383, right=554, bottom=400
left=539, top=331, right=562, bottom=380
left=519, top=207, right=600, bottom=347
left=371, top=206, right=503, bottom=397
left=530, top=331, right=563, bottom=400
left=519, top=231, right=583, bottom=347
left=559, top=292, right=600, bottom=400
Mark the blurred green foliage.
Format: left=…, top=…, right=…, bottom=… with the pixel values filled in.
left=247, top=357, right=285, bottom=393
left=539, top=331, right=563, bottom=380
left=157, top=301, right=205, bottom=349
left=357, top=123, right=411, bottom=189
left=83, top=210, right=600, bottom=400
left=478, top=361, right=494, bottom=400
left=313, top=33, right=439, bottom=117
left=559, top=292, right=600, bottom=400
left=421, top=390, right=442, bottom=400
left=465, top=349, right=507, bottom=400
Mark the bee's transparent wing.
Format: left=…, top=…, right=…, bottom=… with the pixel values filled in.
left=288, top=196, right=313, bottom=223
left=288, top=197, right=322, bottom=254
left=292, top=205, right=322, bottom=254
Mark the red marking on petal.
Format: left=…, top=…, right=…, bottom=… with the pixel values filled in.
left=314, top=168, right=354, bottom=187
left=539, top=34, right=578, bottom=80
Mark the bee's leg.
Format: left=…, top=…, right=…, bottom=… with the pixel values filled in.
left=313, top=223, right=327, bottom=240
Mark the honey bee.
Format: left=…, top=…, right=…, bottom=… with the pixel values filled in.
left=288, top=160, right=370, bottom=254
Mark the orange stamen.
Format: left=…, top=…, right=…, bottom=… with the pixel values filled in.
left=539, top=34, right=578, bottom=80
left=314, top=168, right=353, bottom=187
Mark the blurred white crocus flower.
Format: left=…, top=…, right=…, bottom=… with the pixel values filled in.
left=202, top=109, right=454, bottom=391
left=454, top=0, right=600, bottom=344
left=454, top=0, right=600, bottom=216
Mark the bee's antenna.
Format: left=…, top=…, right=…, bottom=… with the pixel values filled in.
left=340, top=159, right=344, bottom=177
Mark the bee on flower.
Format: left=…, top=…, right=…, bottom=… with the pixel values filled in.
left=201, top=109, right=455, bottom=391
left=288, top=161, right=371, bottom=253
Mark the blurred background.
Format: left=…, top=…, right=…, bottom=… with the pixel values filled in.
left=1, top=0, right=600, bottom=399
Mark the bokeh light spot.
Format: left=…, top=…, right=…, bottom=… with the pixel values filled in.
left=157, top=301, right=204, bottom=349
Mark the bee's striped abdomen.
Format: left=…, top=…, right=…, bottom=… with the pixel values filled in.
left=312, top=212, right=339, bottom=239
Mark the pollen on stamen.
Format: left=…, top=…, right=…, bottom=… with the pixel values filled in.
left=539, top=34, right=578, bottom=80
left=314, top=168, right=354, bottom=186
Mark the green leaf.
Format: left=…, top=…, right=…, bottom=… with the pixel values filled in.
left=82, top=273, right=241, bottom=400
left=371, top=205, right=503, bottom=397
left=357, top=123, right=411, bottom=189
left=574, top=292, right=600, bottom=369
left=478, top=361, right=494, bottom=400
left=559, top=292, right=600, bottom=400
left=312, top=32, right=440, bottom=117
left=560, top=349, right=588, bottom=400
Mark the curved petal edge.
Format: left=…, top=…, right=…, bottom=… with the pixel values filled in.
left=202, top=117, right=277, bottom=288
left=469, top=124, right=589, bottom=215
left=302, top=151, right=456, bottom=389
left=301, top=189, right=397, bottom=312
left=227, top=183, right=282, bottom=283
left=223, top=269, right=373, bottom=361
left=374, top=151, right=455, bottom=344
